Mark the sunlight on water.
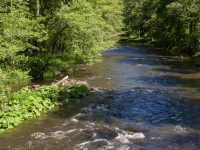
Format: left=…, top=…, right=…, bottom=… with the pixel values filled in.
left=1, top=43, right=200, bottom=150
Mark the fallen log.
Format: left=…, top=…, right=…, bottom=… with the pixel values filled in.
left=52, top=76, right=92, bottom=90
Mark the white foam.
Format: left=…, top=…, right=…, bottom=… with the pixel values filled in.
left=74, top=139, right=110, bottom=150
left=74, top=113, right=83, bottom=118
left=92, top=132, right=97, bottom=138
left=150, top=137, right=161, bottom=140
left=75, top=141, right=91, bottom=147
left=49, top=131, right=67, bottom=139
left=116, top=145, right=131, bottom=150
left=125, top=133, right=145, bottom=140
left=115, top=133, right=130, bottom=144
left=71, top=118, right=79, bottom=123
left=90, top=123, right=95, bottom=126
left=92, top=139, right=110, bottom=144
left=66, top=129, right=77, bottom=133
left=145, top=89, right=154, bottom=93
left=173, top=125, right=188, bottom=134
left=115, top=127, right=145, bottom=141
left=31, top=132, right=47, bottom=139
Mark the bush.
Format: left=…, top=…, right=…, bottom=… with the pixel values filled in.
left=0, top=68, right=32, bottom=84
left=0, top=83, right=91, bottom=131
left=59, top=84, right=91, bottom=99
left=0, top=85, right=59, bottom=131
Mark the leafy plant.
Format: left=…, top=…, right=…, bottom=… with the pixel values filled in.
left=0, top=83, right=91, bottom=131
left=123, top=0, right=200, bottom=55
left=0, top=85, right=59, bottom=131
left=1, top=68, right=32, bottom=83
left=59, top=84, right=91, bottom=99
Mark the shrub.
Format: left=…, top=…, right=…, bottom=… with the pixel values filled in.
left=0, top=85, right=59, bottom=131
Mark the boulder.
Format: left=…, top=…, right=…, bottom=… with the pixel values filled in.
left=52, top=76, right=91, bottom=90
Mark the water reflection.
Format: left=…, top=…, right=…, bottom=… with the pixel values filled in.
left=1, top=43, right=200, bottom=150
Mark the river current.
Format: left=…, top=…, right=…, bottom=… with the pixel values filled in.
left=1, top=43, right=200, bottom=150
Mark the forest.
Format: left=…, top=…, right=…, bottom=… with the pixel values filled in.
left=0, top=0, right=123, bottom=81
left=0, top=0, right=200, bottom=82
left=0, top=0, right=200, bottom=130
left=124, top=0, right=200, bottom=56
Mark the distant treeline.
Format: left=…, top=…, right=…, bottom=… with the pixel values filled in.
left=1, top=0, right=200, bottom=82
left=123, top=0, right=200, bottom=56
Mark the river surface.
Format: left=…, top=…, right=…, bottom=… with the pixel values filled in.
left=1, top=43, right=200, bottom=150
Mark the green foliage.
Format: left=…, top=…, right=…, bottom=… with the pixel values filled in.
left=27, top=52, right=72, bottom=79
left=0, top=68, right=32, bottom=84
left=123, top=0, right=200, bottom=55
left=47, top=0, right=124, bottom=62
left=0, top=0, right=124, bottom=80
left=0, top=85, right=59, bottom=131
left=0, top=0, right=45, bottom=66
left=0, top=1, right=123, bottom=130
left=0, top=82, right=91, bottom=131
left=59, top=84, right=91, bottom=99
left=120, top=36, right=148, bottom=43
left=0, top=82, right=11, bottom=112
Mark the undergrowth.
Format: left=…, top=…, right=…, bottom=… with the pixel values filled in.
left=0, top=68, right=32, bottom=84
left=0, top=84, right=90, bottom=131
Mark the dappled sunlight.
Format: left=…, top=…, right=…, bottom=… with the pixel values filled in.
left=1, top=44, right=200, bottom=150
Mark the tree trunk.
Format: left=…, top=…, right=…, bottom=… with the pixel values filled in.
left=47, top=23, right=69, bottom=54
left=36, top=0, right=40, bottom=15
left=189, top=21, right=193, bottom=35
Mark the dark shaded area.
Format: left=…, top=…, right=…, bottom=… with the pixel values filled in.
left=1, top=43, right=200, bottom=150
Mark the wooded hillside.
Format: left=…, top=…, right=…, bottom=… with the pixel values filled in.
left=0, top=0, right=123, bottom=79
left=124, top=0, right=200, bottom=56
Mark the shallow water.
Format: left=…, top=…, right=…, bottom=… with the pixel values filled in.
left=1, top=43, right=200, bottom=150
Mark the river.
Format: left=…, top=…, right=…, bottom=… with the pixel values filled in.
left=1, top=43, right=200, bottom=150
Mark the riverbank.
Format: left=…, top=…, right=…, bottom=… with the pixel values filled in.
left=0, top=77, right=93, bottom=132
left=120, top=36, right=149, bottom=43
left=1, top=43, right=200, bottom=149
left=120, top=36, right=197, bottom=57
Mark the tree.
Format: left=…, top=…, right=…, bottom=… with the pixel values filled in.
left=0, top=0, right=45, bottom=68
left=46, top=0, right=124, bottom=61
left=123, top=0, right=200, bottom=55
left=0, top=0, right=124, bottom=79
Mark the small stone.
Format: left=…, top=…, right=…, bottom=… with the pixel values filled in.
left=32, top=85, right=40, bottom=88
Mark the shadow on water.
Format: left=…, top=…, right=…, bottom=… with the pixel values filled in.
left=49, top=88, right=200, bottom=149
left=1, top=43, right=200, bottom=150
left=128, top=75, right=200, bottom=89
left=51, top=79, right=200, bottom=126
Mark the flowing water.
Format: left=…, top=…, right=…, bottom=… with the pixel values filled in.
left=1, top=43, right=200, bottom=150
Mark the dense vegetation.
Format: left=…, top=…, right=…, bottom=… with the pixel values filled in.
left=0, top=0, right=123, bottom=80
left=1, top=0, right=200, bottom=81
left=0, top=0, right=123, bottom=131
left=123, top=0, right=200, bottom=56
left=1, top=0, right=200, bottom=131
left=0, top=85, right=58, bottom=131
left=0, top=84, right=90, bottom=131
